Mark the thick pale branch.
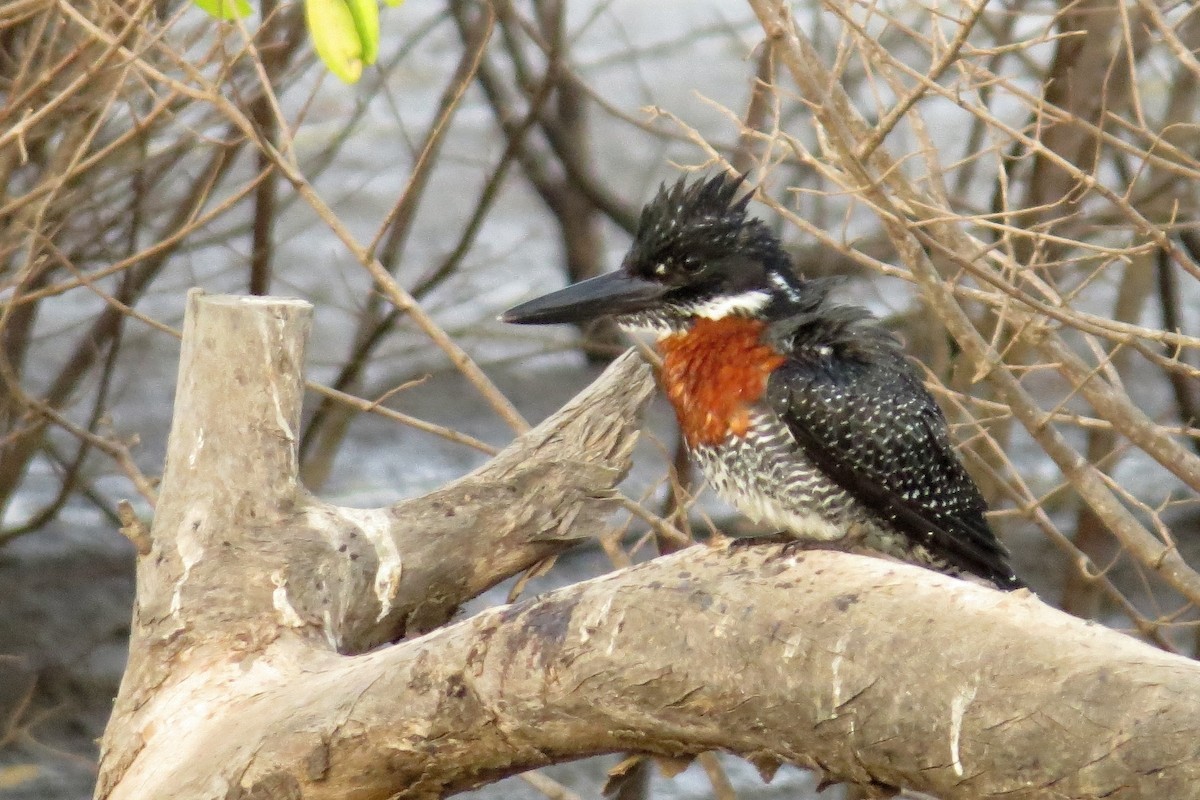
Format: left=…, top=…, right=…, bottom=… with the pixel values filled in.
left=100, top=294, right=1200, bottom=800
left=305, top=350, right=655, bottom=645
left=108, top=547, right=1200, bottom=800
left=97, top=293, right=653, bottom=795
left=139, top=295, right=650, bottom=655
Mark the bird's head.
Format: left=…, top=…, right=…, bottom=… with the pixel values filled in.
left=502, top=174, right=816, bottom=336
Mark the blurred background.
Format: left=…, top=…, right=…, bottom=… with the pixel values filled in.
left=1, top=0, right=1198, bottom=797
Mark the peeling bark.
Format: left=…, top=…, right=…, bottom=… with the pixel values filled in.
left=96, top=292, right=1200, bottom=800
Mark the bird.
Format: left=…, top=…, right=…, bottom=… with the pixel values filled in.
left=502, top=174, right=1021, bottom=590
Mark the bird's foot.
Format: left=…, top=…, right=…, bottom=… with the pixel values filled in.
left=727, top=531, right=796, bottom=549
left=776, top=537, right=852, bottom=558
left=727, top=532, right=849, bottom=558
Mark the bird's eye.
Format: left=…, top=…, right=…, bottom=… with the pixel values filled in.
left=681, top=256, right=704, bottom=273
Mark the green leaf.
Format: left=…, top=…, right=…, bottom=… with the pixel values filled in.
left=192, top=0, right=252, bottom=20
left=306, top=0, right=364, bottom=83
left=346, top=0, right=380, bottom=65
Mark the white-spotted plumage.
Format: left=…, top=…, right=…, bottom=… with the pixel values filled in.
left=694, top=408, right=933, bottom=567
left=694, top=409, right=856, bottom=542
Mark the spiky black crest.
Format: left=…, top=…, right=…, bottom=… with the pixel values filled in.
left=624, top=174, right=786, bottom=278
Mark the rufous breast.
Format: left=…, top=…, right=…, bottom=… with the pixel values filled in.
left=658, top=317, right=786, bottom=447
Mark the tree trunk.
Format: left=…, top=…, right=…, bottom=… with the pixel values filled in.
left=96, top=292, right=1200, bottom=800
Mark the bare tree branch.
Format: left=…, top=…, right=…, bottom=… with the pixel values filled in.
left=97, top=292, right=1200, bottom=800
left=745, top=0, right=1200, bottom=607
left=96, top=292, right=652, bottom=794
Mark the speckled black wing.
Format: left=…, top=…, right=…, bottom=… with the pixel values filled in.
left=765, top=348, right=1021, bottom=589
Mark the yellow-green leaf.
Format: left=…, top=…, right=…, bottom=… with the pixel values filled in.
left=306, top=0, right=364, bottom=83
left=192, top=0, right=252, bottom=20
left=346, top=0, right=380, bottom=65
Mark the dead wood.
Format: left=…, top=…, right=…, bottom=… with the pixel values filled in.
left=95, top=291, right=1200, bottom=800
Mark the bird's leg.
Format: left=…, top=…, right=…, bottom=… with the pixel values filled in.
left=777, top=536, right=860, bottom=558
left=727, top=531, right=797, bottom=548
left=726, top=522, right=871, bottom=558
left=726, top=532, right=855, bottom=558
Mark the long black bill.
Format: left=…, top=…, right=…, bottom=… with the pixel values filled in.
left=501, top=270, right=668, bottom=325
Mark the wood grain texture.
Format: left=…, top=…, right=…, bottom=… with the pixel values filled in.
left=96, top=291, right=1200, bottom=800
left=95, top=292, right=653, bottom=798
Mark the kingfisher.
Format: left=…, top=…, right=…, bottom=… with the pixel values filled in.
left=503, top=174, right=1021, bottom=590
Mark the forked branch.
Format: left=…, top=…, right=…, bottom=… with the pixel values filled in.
left=96, top=293, right=1200, bottom=800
